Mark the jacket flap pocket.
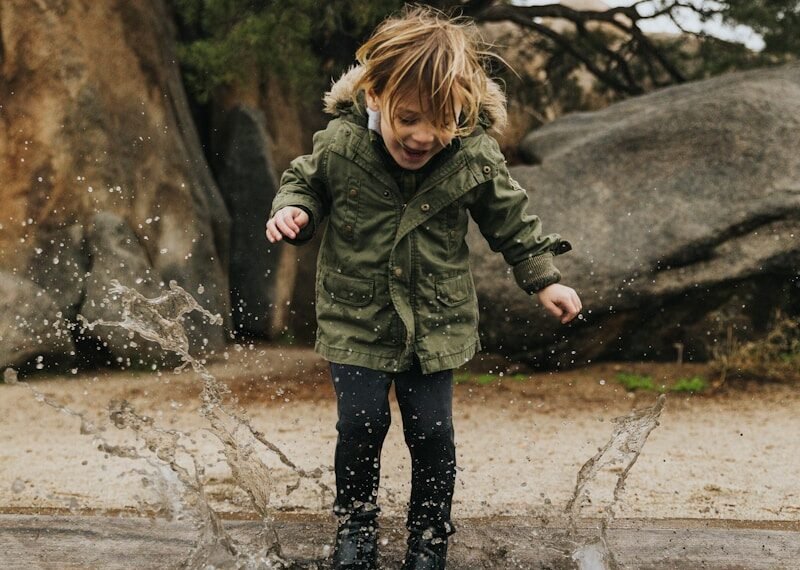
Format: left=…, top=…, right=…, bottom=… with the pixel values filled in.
left=323, top=272, right=374, bottom=307
left=435, top=273, right=470, bottom=307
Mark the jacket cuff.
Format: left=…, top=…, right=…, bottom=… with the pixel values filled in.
left=513, top=252, right=562, bottom=294
left=284, top=205, right=316, bottom=246
left=270, top=191, right=322, bottom=223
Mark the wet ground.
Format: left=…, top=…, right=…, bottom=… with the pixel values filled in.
left=2, top=343, right=800, bottom=568
left=2, top=512, right=799, bottom=569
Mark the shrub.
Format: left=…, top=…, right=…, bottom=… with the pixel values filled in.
left=711, top=313, right=800, bottom=383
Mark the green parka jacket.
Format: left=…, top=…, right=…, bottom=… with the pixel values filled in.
left=270, top=67, right=571, bottom=374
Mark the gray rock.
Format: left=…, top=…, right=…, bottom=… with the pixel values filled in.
left=472, top=63, right=800, bottom=367
left=213, top=105, right=282, bottom=337
left=26, top=224, right=88, bottom=322
left=0, top=1, right=230, bottom=368
left=0, top=271, right=75, bottom=370
left=80, top=212, right=178, bottom=367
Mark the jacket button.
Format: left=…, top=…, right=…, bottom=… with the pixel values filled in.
left=420, top=203, right=430, bottom=212
left=349, top=188, right=358, bottom=198
left=393, top=267, right=403, bottom=277
left=482, top=165, right=492, bottom=174
left=383, top=190, right=390, bottom=197
left=344, top=224, right=353, bottom=234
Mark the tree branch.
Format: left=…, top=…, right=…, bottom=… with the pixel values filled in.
left=467, top=1, right=706, bottom=94
left=477, top=4, right=643, bottom=94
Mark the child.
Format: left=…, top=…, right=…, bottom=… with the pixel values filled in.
left=266, top=6, right=581, bottom=569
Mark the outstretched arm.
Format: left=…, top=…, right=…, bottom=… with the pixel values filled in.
left=268, top=123, right=336, bottom=245
left=467, top=146, right=571, bottom=292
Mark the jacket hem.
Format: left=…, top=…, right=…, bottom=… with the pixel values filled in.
left=416, top=338, right=482, bottom=374
left=315, top=339, right=412, bottom=372
left=315, top=337, right=481, bottom=375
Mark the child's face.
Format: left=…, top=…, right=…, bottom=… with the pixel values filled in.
left=367, top=89, right=461, bottom=170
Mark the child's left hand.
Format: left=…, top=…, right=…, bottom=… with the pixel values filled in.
left=536, top=283, right=582, bottom=324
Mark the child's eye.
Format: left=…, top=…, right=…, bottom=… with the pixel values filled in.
left=398, top=116, right=418, bottom=125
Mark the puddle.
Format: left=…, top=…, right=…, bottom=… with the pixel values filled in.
left=5, top=281, right=668, bottom=568
left=9, top=280, right=330, bottom=568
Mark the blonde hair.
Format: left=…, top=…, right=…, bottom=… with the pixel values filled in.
left=354, top=5, right=506, bottom=138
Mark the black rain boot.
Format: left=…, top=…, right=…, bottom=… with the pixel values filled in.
left=331, top=509, right=379, bottom=569
left=401, top=528, right=448, bottom=570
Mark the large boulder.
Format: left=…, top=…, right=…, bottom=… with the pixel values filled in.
left=0, top=272, right=75, bottom=370
left=212, top=105, right=282, bottom=338
left=471, top=63, right=800, bottom=367
left=0, top=0, right=230, bottom=369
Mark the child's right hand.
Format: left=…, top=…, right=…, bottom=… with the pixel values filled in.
left=265, top=206, right=309, bottom=243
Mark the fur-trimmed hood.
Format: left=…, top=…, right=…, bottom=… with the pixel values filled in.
left=322, top=65, right=508, bottom=131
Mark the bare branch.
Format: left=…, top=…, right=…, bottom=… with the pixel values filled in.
left=477, top=4, right=643, bottom=94
left=469, top=1, right=699, bottom=94
left=573, top=18, right=639, bottom=91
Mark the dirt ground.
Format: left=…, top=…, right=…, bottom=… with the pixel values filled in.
left=2, top=343, right=799, bottom=525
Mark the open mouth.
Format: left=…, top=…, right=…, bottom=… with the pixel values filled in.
left=402, top=146, right=430, bottom=160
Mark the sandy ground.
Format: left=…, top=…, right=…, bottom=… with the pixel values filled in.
left=2, top=343, right=799, bottom=524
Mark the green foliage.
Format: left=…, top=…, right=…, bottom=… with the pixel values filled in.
left=616, top=372, right=657, bottom=392
left=780, top=352, right=800, bottom=364
left=169, top=1, right=800, bottom=104
left=671, top=376, right=709, bottom=393
left=721, top=0, right=800, bottom=56
left=453, top=372, right=470, bottom=384
left=711, top=313, right=800, bottom=383
left=616, top=372, right=709, bottom=393
left=454, top=372, right=496, bottom=385
left=646, top=0, right=799, bottom=82
left=170, top=0, right=402, bottom=101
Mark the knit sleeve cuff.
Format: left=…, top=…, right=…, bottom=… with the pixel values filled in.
left=513, top=252, right=562, bottom=294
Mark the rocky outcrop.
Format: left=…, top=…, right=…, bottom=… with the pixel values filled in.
left=0, top=0, right=230, bottom=370
left=0, top=272, right=75, bottom=370
left=212, top=106, right=282, bottom=338
left=471, top=63, right=800, bottom=367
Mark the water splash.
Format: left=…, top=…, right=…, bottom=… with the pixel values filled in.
left=565, top=394, right=667, bottom=569
left=4, top=366, right=190, bottom=520
left=6, top=279, right=670, bottom=568
left=24, top=279, right=332, bottom=568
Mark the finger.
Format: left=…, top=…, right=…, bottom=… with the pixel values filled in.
left=265, top=220, right=281, bottom=242
left=275, top=216, right=296, bottom=239
left=571, top=291, right=583, bottom=313
left=277, top=212, right=299, bottom=234
left=542, top=298, right=564, bottom=319
left=557, top=298, right=579, bottom=324
left=282, top=211, right=301, bottom=233
left=267, top=222, right=283, bottom=242
left=291, top=209, right=309, bottom=228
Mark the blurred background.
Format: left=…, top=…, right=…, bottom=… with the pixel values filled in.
left=2, top=0, right=798, bottom=378
left=1, top=2, right=800, bottom=567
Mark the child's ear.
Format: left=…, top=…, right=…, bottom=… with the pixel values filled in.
left=365, top=88, right=381, bottom=112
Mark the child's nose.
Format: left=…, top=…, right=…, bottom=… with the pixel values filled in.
left=412, top=125, right=436, bottom=146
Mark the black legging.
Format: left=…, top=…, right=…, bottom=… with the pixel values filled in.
left=330, top=357, right=456, bottom=536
